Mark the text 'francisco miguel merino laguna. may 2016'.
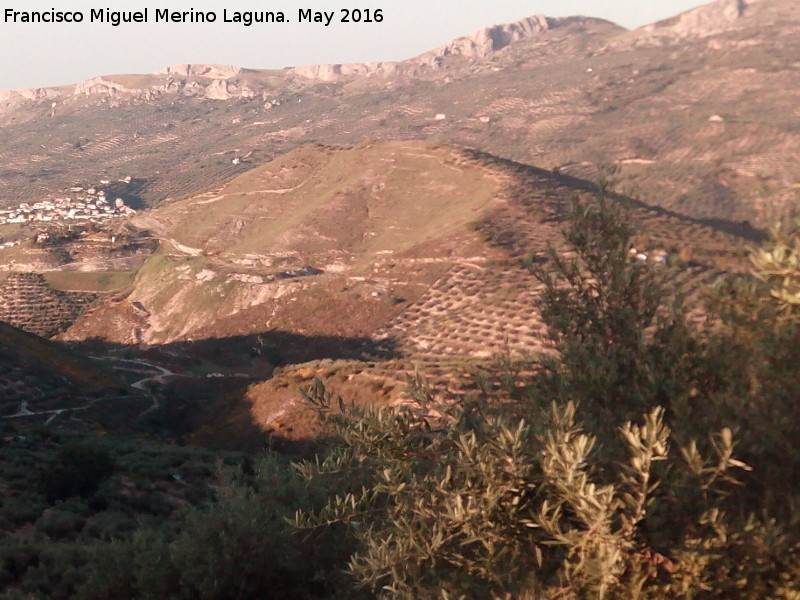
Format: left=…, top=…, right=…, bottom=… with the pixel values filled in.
left=3, top=7, right=385, bottom=27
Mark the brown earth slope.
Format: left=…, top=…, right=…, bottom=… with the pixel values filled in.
left=62, top=141, right=749, bottom=357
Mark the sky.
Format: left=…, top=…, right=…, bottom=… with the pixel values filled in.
left=0, top=1, right=711, bottom=91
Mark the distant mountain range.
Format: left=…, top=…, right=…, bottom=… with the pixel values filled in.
left=0, top=0, right=796, bottom=226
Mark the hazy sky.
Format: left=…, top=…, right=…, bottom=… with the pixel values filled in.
left=0, top=1, right=710, bottom=91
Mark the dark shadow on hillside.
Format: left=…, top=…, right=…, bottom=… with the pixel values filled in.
left=460, top=148, right=767, bottom=243
left=69, top=329, right=400, bottom=372
left=104, top=178, right=147, bottom=211
left=62, top=331, right=400, bottom=454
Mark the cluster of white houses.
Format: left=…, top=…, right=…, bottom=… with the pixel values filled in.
left=0, top=182, right=136, bottom=227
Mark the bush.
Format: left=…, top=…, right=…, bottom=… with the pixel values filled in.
left=37, top=440, right=115, bottom=502
left=291, top=196, right=800, bottom=599
left=1, top=494, right=47, bottom=528
left=0, top=540, right=40, bottom=588
left=81, top=511, right=137, bottom=541
left=77, top=456, right=356, bottom=600
left=295, top=378, right=800, bottom=599
left=528, top=195, right=698, bottom=423
left=36, top=509, right=86, bottom=540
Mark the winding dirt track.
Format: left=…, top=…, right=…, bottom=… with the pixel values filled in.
left=2, top=357, right=175, bottom=424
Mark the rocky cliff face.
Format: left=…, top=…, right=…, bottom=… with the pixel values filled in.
left=74, top=77, right=136, bottom=96
left=616, top=0, right=759, bottom=47
left=433, top=14, right=552, bottom=59
left=291, top=15, right=576, bottom=82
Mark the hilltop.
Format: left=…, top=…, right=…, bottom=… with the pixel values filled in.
left=57, top=141, right=747, bottom=355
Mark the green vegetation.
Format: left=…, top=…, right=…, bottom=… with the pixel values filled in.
left=38, top=440, right=116, bottom=503
left=3, top=195, right=800, bottom=599
left=44, top=271, right=135, bottom=293
left=0, top=430, right=253, bottom=599
left=291, top=196, right=800, bottom=599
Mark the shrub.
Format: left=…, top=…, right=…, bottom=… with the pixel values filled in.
left=0, top=540, right=40, bottom=588
left=37, top=440, right=115, bottom=502
left=36, top=509, right=86, bottom=540
left=1, top=493, right=47, bottom=528
left=77, top=456, right=356, bottom=600
left=528, top=195, right=693, bottom=421
left=295, top=381, right=800, bottom=599
left=292, top=196, right=800, bottom=599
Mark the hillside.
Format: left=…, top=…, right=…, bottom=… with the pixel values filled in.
left=0, top=0, right=796, bottom=226
left=0, top=272, right=97, bottom=337
left=0, top=322, right=145, bottom=429
left=1, top=3, right=799, bottom=596
left=60, top=141, right=748, bottom=359
left=62, top=141, right=506, bottom=346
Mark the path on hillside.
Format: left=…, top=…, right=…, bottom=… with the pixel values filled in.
left=3, top=358, right=175, bottom=424
left=193, top=179, right=312, bottom=205
left=106, top=358, right=174, bottom=416
left=4, top=394, right=137, bottom=424
left=163, top=238, right=204, bottom=256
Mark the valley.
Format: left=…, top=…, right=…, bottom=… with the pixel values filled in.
left=0, top=0, right=780, bottom=458
left=0, top=139, right=751, bottom=443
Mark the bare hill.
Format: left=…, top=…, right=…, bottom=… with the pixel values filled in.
left=61, top=142, right=748, bottom=355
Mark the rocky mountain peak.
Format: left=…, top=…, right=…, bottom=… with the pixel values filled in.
left=431, top=14, right=552, bottom=60
left=157, top=64, right=243, bottom=80
left=290, top=14, right=572, bottom=82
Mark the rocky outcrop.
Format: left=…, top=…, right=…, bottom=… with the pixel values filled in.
left=159, top=64, right=243, bottom=79
left=292, top=62, right=400, bottom=82
left=203, top=78, right=256, bottom=100
left=69, top=69, right=256, bottom=101
left=0, top=87, right=59, bottom=102
left=428, top=14, right=552, bottom=60
left=74, top=76, right=135, bottom=96
left=291, top=14, right=561, bottom=82
left=204, top=79, right=233, bottom=100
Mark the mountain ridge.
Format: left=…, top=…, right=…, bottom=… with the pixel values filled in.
left=1, top=14, right=605, bottom=95
left=0, top=0, right=765, bottom=97
left=0, top=13, right=621, bottom=102
left=0, top=0, right=797, bottom=229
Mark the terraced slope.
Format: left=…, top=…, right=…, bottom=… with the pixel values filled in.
left=371, top=265, right=548, bottom=358
left=0, top=273, right=97, bottom=337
